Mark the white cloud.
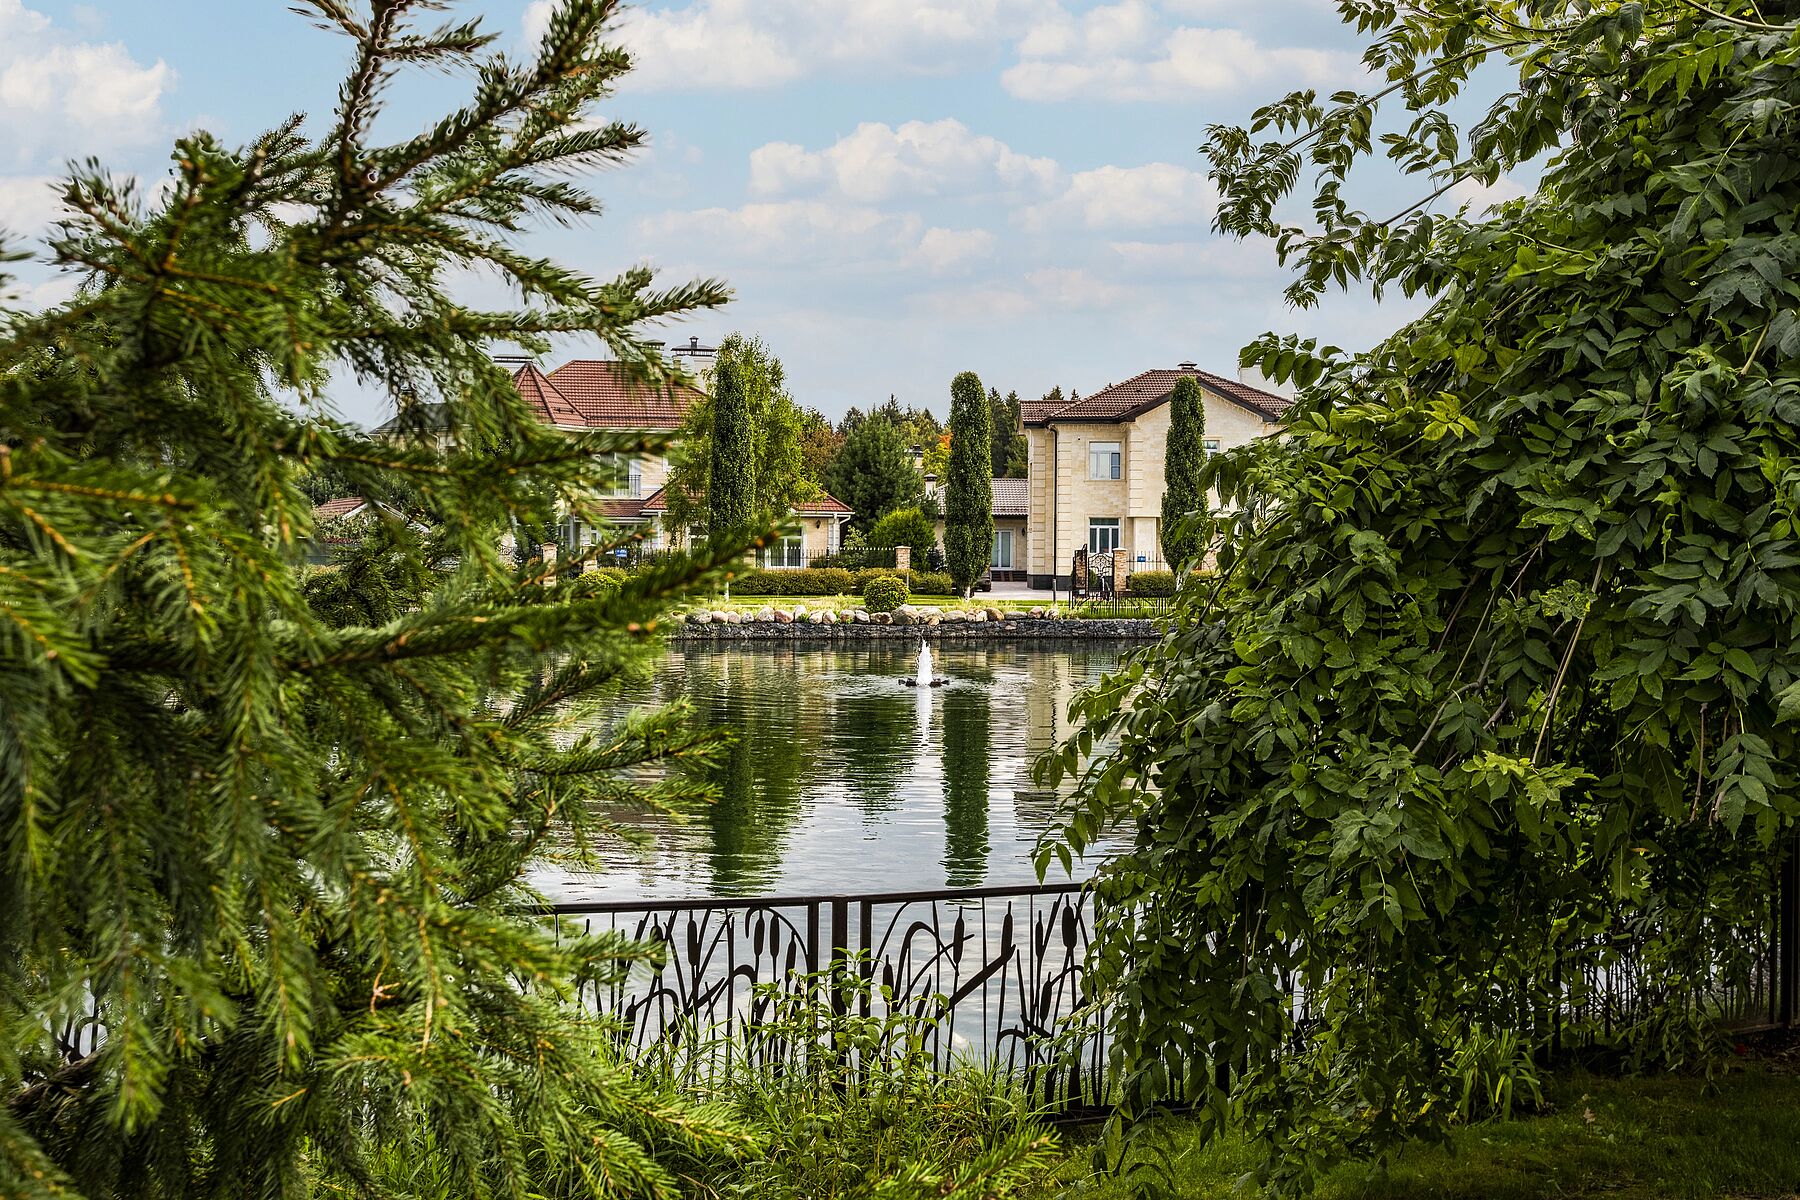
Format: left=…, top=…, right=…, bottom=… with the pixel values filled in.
left=1107, top=237, right=1279, bottom=279
left=528, top=0, right=1039, bottom=91
left=1020, top=163, right=1216, bottom=231
left=0, top=175, right=63, bottom=237
left=1003, top=23, right=1359, bottom=102
left=640, top=199, right=994, bottom=277
left=1446, top=173, right=1530, bottom=214
left=927, top=266, right=1135, bottom=321
left=0, top=0, right=171, bottom=163
left=911, top=227, right=997, bottom=276
left=749, top=119, right=1060, bottom=203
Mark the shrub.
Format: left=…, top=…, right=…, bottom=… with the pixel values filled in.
left=854, top=567, right=904, bottom=589
left=863, top=576, right=909, bottom=613
left=730, top=567, right=858, bottom=596
left=909, top=571, right=955, bottom=596
left=1127, top=569, right=1176, bottom=597
left=866, top=506, right=938, bottom=556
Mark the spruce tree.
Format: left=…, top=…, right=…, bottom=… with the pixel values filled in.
left=705, top=351, right=757, bottom=537
left=824, top=416, right=922, bottom=534
left=0, top=4, right=760, bottom=1197
left=944, top=372, right=993, bottom=597
left=1159, top=375, right=1207, bottom=567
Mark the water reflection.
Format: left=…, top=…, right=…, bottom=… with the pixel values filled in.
left=540, top=641, right=1129, bottom=902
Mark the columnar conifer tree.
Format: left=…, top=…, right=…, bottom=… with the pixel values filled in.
left=1159, top=375, right=1208, bottom=567
left=706, top=351, right=757, bottom=538
left=1046, top=0, right=1800, bottom=1193
left=944, top=372, right=993, bottom=596
left=0, top=3, right=768, bottom=1197
left=666, top=333, right=810, bottom=539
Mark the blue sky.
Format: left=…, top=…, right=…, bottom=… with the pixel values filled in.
left=0, top=0, right=1527, bottom=426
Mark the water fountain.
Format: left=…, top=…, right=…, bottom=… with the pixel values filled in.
left=901, top=636, right=947, bottom=687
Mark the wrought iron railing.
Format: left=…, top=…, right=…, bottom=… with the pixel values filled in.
left=551, top=882, right=1104, bottom=1108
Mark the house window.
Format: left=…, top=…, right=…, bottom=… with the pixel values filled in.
left=604, top=454, right=643, bottom=498
left=759, top=534, right=804, bottom=569
left=1088, top=518, right=1120, bottom=555
left=1088, top=441, right=1121, bottom=480
left=991, top=529, right=1014, bottom=570
left=1203, top=438, right=1220, bottom=457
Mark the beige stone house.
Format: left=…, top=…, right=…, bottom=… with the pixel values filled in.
left=1021, top=362, right=1292, bottom=589
left=925, top=477, right=1030, bottom=582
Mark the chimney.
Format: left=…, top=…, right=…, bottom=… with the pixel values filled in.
left=1177, top=360, right=1198, bottom=371
left=1238, top=364, right=1296, bottom=399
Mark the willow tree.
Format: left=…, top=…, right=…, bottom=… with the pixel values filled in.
left=944, top=371, right=993, bottom=596
left=1046, top=1, right=1800, bottom=1193
left=0, top=3, right=766, bottom=1198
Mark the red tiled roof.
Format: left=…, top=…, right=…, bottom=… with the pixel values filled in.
left=794, top=493, right=853, bottom=516
left=640, top=486, right=853, bottom=517
left=1022, top=366, right=1292, bottom=426
left=513, top=362, right=584, bottom=425
left=538, top=360, right=700, bottom=429
left=991, top=478, right=1028, bottom=517
left=597, top=497, right=650, bottom=521
left=313, top=496, right=369, bottom=520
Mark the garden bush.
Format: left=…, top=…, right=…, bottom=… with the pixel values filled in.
left=730, top=567, right=857, bottom=596
left=909, top=571, right=955, bottom=596
left=1126, top=569, right=1176, bottom=597
left=863, top=576, right=909, bottom=613
left=866, top=506, right=939, bottom=557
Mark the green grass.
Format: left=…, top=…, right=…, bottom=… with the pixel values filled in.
left=1034, top=1067, right=1800, bottom=1199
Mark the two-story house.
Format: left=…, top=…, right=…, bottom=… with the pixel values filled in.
left=509, top=357, right=853, bottom=563
left=1021, top=362, right=1292, bottom=589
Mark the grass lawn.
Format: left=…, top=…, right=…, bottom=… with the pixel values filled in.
left=1035, top=1066, right=1800, bottom=1199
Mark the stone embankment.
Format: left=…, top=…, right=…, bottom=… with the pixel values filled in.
left=671, top=604, right=1160, bottom=641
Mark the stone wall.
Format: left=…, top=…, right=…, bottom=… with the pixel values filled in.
left=671, top=610, right=1159, bottom=642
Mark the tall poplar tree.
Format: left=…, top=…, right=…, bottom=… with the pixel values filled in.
left=1159, top=375, right=1208, bottom=567
left=944, top=371, right=993, bottom=596
left=0, top=4, right=760, bottom=1197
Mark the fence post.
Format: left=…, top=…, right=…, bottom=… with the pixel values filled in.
left=1112, top=551, right=1128, bottom=600
left=895, top=545, right=910, bottom=579
left=1780, top=837, right=1798, bottom=1027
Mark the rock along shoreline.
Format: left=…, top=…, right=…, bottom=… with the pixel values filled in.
left=669, top=605, right=1161, bottom=642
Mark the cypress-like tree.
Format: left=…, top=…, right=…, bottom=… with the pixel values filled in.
left=944, top=371, right=993, bottom=596
left=1159, top=375, right=1208, bottom=567
left=665, top=333, right=812, bottom=540
left=0, top=4, right=760, bottom=1198
left=707, top=351, right=757, bottom=537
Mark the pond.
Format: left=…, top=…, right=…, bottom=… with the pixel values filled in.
left=540, top=641, right=1132, bottom=903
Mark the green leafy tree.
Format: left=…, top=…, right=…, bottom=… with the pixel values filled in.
left=1045, top=1, right=1800, bottom=1193
left=825, top=415, right=923, bottom=534
left=666, top=334, right=815, bottom=540
left=866, top=506, right=938, bottom=556
left=1159, top=375, right=1208, bottom=567
left=944, top=372, right=993, bottom=596
left=987, top=388, right=1027, bottom=479
left=0, top=4, right=761, bottom=1198
left=797, top=405, right=842, bottom=488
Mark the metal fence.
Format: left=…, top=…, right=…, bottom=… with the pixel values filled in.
left=554, top=882, right=1103, bottom=1108
left=553, top=866, right=1795, bottom=1107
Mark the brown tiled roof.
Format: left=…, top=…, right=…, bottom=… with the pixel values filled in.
left=513, top=362, right=584, bottom=425
left=991, top=478, right=1028, bottom=517
left=313, top=496, right=369, bottom=520
left=1022, top=366, right=1292, bottom=426
left=640, top=486, right=853, bottom=517
left=540, top=360, right=699, bottom=429
left=597, top=498, right=650, bottom=521
left=794, top=493, right=853, bottom=516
